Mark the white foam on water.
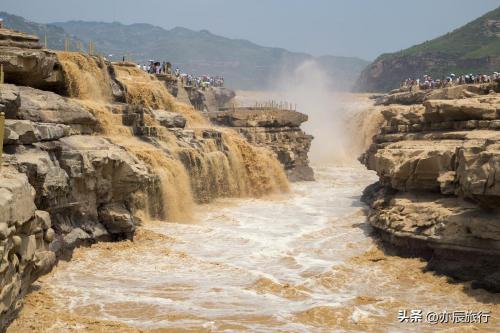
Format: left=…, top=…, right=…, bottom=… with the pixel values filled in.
left=40, top=164, right=500, bottom=332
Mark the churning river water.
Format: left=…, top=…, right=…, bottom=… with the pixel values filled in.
left=12, top=165, right=500, bottom=332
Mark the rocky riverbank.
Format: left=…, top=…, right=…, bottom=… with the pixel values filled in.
left=361, top=80, right=500, bottom=291
left=0, top=28, right=312, bottom=331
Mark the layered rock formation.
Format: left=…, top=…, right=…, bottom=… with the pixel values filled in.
left=0, top=84, right=161, bottom=332
left=208, top=108, right=314, bottom=181
left=0, top=28, right=64, bottom=92
left=0, top=168, right=55, bottom=329
left=0, top=27, right=297, bottom=331
left=361, top=80, right=500, bottom=290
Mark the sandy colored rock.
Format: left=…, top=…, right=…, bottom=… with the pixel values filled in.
left=208, top=108, right=314, bottom=181
left=3, top=120, right=69, bottom=145
left=0, top=168, right=54, bottom=329
left=361, top=84, right=500, bottom=291
left=0, top=84, right=21, bottom=119
left=0, top=29, right=64, bottom=90
left=208, top=109, right=308, bottom=127
left=98, top=203, right=136, bottom=236
left=17, top=86, right=97, bottom=129
left=152, top=109, right=186, bottom=128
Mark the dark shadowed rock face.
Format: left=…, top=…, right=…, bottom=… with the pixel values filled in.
left=208, top=108, right=314, bottom=181
left=361, top=81, right=500, bottom=290
left=0, top=29, right=65, bottom=91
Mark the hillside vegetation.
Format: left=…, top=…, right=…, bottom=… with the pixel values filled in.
left=355, top=6, right=500, bottom=92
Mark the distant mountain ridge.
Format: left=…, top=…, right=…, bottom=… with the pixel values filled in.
left=355, top=6, right=500, bottom=92
left=0, top=12, right=84, bottom=51
left=0, top=12, right=369, bottom=90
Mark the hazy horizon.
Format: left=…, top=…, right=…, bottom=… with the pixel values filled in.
left=1, top=0, right=499, bottom=60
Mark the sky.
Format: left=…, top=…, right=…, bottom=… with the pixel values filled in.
left=1, top=0, right=499, bottom=60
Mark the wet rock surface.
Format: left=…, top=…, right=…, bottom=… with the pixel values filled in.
left=208, top=108, right=314, bottom=181
left=152, top=110, right=186, bottom=128
left=0, top=84, right=158, bottom=330
left=361, top=82, right=500, bottom=290
left=0, top=45, right=301, bottom=331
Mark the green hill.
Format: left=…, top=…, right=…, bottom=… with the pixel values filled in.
left=354, top=6, right=500, bottom=92
left=0, top=12, right=369, bottom=90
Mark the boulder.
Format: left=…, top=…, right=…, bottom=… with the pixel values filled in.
left=3, top=120, right=69, bottom=145
left=152, top=110, right=187, bottom=128
left=98, top=203, right=136, bottom=235
left=17, top=86, right=97, bottom=128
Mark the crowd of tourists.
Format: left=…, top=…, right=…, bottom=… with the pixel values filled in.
left=400, top=72, right=500, bottom=91
left=179, top=73, right=225, bottom=89
left=139, top=60, right=224, bottom=88
left=139, top=61, right=172, bottom=75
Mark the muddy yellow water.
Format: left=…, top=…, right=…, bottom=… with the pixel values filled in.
left=10, top=165, right=500, bottom=332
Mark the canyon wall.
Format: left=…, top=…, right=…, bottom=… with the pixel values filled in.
left=0, top=29, right=298, bottom=330
left=361, top=80, right=500, bottom=290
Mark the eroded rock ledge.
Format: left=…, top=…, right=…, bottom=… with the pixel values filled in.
left=361, top=81, right=500, bottom=291
left=208, top=108, right=314, bottom=181
left=0, top=26, right=306, bottom=330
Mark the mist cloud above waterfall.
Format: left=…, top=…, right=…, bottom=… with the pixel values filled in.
left=270, top=61, right=353, bottom=164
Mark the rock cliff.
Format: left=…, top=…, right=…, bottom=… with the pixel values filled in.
left=0, top=168, right=55, bottom=329
left=207, top=108, right=314, bottom=181
left=0, top=27, right=298, bottom=330
left=361, top=80, right=500, bottom=290
left=0, top=28, right=64, bottom=92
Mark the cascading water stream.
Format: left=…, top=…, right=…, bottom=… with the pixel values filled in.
left=54, top=52, right=289, bottom=222
left=10, top=53, right=499, bottom=333
left=10, top=164, right=500, bottom=332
